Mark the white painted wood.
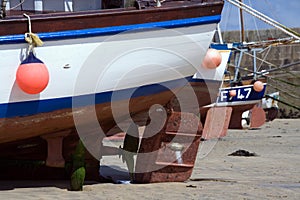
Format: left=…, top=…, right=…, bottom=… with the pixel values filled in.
left=64, top=0, right=73, bottom=12
left=8, top=0, right=101, bottom=11
left=9, top=0, right=34, bottom=10
left=5, top=0, right=10, bottom=10
left=34, top=0, right=43, bottom=11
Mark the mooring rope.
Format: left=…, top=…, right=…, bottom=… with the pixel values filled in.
left=265, top=93, right=300, bottom=111
left=23, top=13, right=43, bottom=54
left=10, top=0, right=26, bottom=10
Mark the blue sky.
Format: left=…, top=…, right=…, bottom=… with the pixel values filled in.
left=220, top=0, right=300, bottom=30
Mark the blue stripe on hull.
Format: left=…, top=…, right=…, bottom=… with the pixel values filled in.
left=0, top=76, right=195, bottom=118
left=0, top=15, right=221, bottom=44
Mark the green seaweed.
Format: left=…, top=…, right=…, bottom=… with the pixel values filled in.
left=70, top=140, right=86, bottom=191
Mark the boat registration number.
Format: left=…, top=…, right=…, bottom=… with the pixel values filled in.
left=219, top=87, right=252, bottom=102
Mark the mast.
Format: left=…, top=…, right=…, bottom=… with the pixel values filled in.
left=0, top=0, right=8, bottom=19
left=239, top=0, right=245, bottom=42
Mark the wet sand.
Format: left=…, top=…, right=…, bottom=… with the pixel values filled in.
left=0, top=119, right=299, bottom=199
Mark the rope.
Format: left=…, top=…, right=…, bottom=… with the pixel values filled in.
left=265, top=93, right=300, bottom=111
left=226, top=0, right=300, bottom=40
left=227, top=60, right=300, bottom=79
left=23, top=13, right=43, bottom=54
left=221, top=1, right=231, bottom=40
left=230, top=46, right=300, bottom=79
left=227, top=67, right=300, bottom=86
left=271, top=77, right=300, bottom=88
left=10, top=0, right=26, bottom=10
left=263, top=0, right=277, bottom=39
left=247, top=0, right=261, bottom=41
left=257, top=45, right=271, bottom=71
left=232, top=46, right=277, bottom=68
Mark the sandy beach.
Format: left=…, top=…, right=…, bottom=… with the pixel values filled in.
left=0, top=119, right=299, bottom=199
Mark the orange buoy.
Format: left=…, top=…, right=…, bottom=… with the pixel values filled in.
left=201, top=48, right=222, bottom=69
left=229, top=90, right=237, bottom=97
left=253, top=81, right=264, bottom=92
left=16, top=52, right=49, bottom=94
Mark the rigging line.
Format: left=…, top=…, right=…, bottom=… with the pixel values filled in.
left=270, top=62, right=300, bottom=78
left=263, top=61, right=300, bottom=73
left=264, top=0, right=280, bottom=24
left=226, top=0, right=300, bottom=40
left=247, top=0, right=261, bottom=41
left=241, top=0, right=300, bottom=39
left=268, top=70, right=300, bottom=84
left=10, top=0, right=26, bottom=10
left=263, top=0, right=277, bottom=39
left=271, top=77, right=300, bottom=87
left=267, top=85, right=300, bottom=100
left=228, top=0, right=292, bottom=31
left=270, top=77, right=300, bottom=88
left=268, top=70, right=300, bottom=78
left=266, top=84, right=300, bottom=101
left=265, top=94, right=300, bottom=111
left=227, top=60, right=300, bottom=78
left=231, top=47, right=277, bottom=68
left=227, top=63, right=268, bottom=77
left=263, top=56, right=299, bottom=76
left=222, top=2, right=235, bottom=42
left=231, top=46, right=300, bottom=78
left=274, top=69, right=300, bottom=79
left=222, top=1, right=230, bottom=38
left=257, top=45, right=271, bottom=71
left=243, top=37, right=299, bottom=49
left=285, top=71, right=300, bottom=79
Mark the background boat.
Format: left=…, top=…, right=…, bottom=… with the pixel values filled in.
left=215, top=42, right=268, bottom=129
left=221, top=0, right=300, bottom=122
left=208, top=0, right=299, bottom=130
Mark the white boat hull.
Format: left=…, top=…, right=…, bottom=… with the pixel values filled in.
left=1, top=25, right=217, bottom=105
left=0, top=21, right=222, bottom=142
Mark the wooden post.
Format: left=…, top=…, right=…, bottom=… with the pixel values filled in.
left=41, top=130, right=71, bottom=168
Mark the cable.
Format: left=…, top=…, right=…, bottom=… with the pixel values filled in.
left=226, top=0, right=300, bottom=40
left=10, top=0, right=26, bottom=10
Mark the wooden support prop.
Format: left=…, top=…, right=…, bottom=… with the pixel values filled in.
left=250, top=105, right=266, bottom=128
left=135, top=111, right=203, bottom=183
left=228, top=104, right=255, bottom=129
left=202, top=107, right=232, bottom=139
left=41, top=130, right=71, bottom=168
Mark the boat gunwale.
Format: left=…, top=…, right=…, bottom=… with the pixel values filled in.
left=0, top=14, right=221, bottom=44
left=0, top=1, right=224, bottom=39
left=1, top=1, right=224, bottom=22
